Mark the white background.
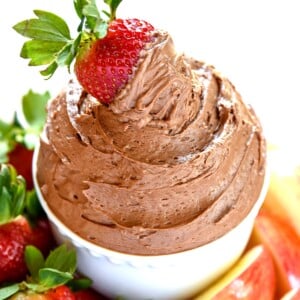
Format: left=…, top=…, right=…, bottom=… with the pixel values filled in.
left=1, top=0, right=300, bottom=152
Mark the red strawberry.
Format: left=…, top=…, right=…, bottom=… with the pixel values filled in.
left=0, top=216, right=31, bottom=283
left=75, top=18, right=154, bottom=104
left=0, top=164, right=29, bottom=283
left=29, top=217, right=56, bottom=256
left=74, top=288, right=105, bottom=300
left=8, top=143, right=34, bottom=190
left=0, top=244, right=95, bottom=300
left=0, top=164, right=55, bottom=284
left=14, top=0, right=155, bottom=104
left=45, top=285, right=76, bottom=300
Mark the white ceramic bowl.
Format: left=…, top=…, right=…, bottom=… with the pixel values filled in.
left=33, top=146, right=269, bottom=300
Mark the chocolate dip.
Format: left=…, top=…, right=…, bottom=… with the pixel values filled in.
left=36, top=30, right=266, bottom=255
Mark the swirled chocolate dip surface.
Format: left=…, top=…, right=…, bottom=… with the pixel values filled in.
left=37, top=30, right=266, bottom=255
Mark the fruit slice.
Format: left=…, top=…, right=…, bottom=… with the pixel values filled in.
left=194, top=245, right=276, bottom=300
left=263, top=169, right=300, bottom=237
left=281, top=288, right=300, bottom=300
left=253, top=210, right=300, bottom=296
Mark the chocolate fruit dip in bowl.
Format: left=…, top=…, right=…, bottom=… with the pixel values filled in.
left=12, top=0, right=267, bottom=298
left=32, top=31, right=267, bottom=299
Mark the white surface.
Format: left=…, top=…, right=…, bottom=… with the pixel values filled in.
left=2, top=0, right=300, bottom=147
left=33, top=141, right=269, bottom=299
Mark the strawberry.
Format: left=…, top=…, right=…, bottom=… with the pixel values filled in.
left=74, top=288, right=106, bottom=300
left=0, top=216, right=31, bottom=283
left=29, top=217, right=56, bottom=256
left=13, top=0, right=155, bottom=104
left=0, top=245, right=96, bottom=300
left=43, top=285, right=76, bottom=300
left=0, top=164, right=56, bottom=284
left=8, top=285, right=75, bottom=300
left=0, top=164, right=29, bottom=283
left=8, top=144, right=34, bottom=190
left=74, top=18, right=154, bottom=104
left=0, top=89, right=50, bottom=188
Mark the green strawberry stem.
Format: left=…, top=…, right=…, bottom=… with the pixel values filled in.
left=0, top=163, right=45, bottom=225
left=0, top=244, right=92, bottom=299
left=13, top=0, right=123, bottom=79
left=0, top=164, right=26, bottom=225
left=0, top=89, right=50, bottom=162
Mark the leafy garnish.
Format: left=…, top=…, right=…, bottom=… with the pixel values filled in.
left=22, top=90, right=50, bottom=132
left=0, top=244, right=91, bottom=298
left=0, top=164, right=26, bottom=225
left=0, top=89, right=50, bottom=162
left=13, top=0, right=123, bottom=78
left=0, top=163, right=44, bottom=225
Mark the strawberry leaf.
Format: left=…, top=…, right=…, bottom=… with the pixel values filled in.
left=22, top=90, right=50, bottom=132
left=45, top=244, right=77, bottom=274
left=0, top=118, right=22, bottom=163
left=25, top=245, right=45, bottom=282
left=25, top=189, right=44, bottom=219
left=0, top=284, right=20, bottom=299
left=14, top=10, right=71, bottom=42
left=40, top=61, right=59, bottom=77
left=13, top=10, right=74, bottom=78
left=0, top=164, right=26, bottom=224
left=68, top=278, right=93, bottom=291
left=21, top=40, right=68, bottom=66
left=104, top=0, right=123, bottom=20
left=39, top=268, right=73, bottom=289
left=0, top=188, right=11, bottom=225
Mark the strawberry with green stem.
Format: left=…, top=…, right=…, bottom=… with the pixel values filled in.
left=0, top=164, right=55, bottom=284
left=0, top=244, right=94, bottom=300
left=0, top=90, right=50, bottom=189
left=0, top=164, right=32, bottom=283
left=13, top=0, right=155, bottom=104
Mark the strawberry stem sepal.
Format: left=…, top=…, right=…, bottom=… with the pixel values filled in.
left=0, top=244, right=92, bottom=300
left=0, top=164, right=26, bottom=225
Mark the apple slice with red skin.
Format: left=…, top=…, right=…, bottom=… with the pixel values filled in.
left=194, top=245, right=276, bottom=300
left=263, top=170, right=300, bottom=237
left=281, top=288, right=300, bottom=300
left=253, top=210, right=300, bottom=297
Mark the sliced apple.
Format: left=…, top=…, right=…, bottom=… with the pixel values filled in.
left=263, top=170, right=300, bottom=237
left=194, top=245, right=276, bottom=300
left=264, top=145, right=300, bottom=237
left=281, top=288, right=300, bottom=300
left=253, top=210, right=300, bottom=296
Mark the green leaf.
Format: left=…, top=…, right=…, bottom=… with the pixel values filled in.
left=45, top=244, right=77, bottom=274
left=33, top=10, right=71, bottom=40
left=10, top=176, right=26, bottom=216
left=0, top=120, right=19, bottom=163
left=13, top=10, right=75, bottom=78
left=68, top=277, right=92, bottom=291
left=93, top=19, right=108, bottom=39
left=25, top=245, right=45, bottom=281
left=56, top=43, right=76, bottom=67
left=13, top=10, right=71, bottom=42
left=0, top=187, right=11, bottom=225
left=22, top=90, right=50, bottom=131
left=0, top=164, right=27, bottom=223
left=0, top=284, right=20, bottom=299
left=39, top=268, right=73, bottom=289
left=40, top=61, right=59, bottom=78
left=73, top=0, right=89, bottom=20
left=25, top=189, right=44, bottom=219
left=83, top=1, right=101, bottom=19
left=21, top=40, right=68, bottom=66
left=104, top=0, right=123, bottom=20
